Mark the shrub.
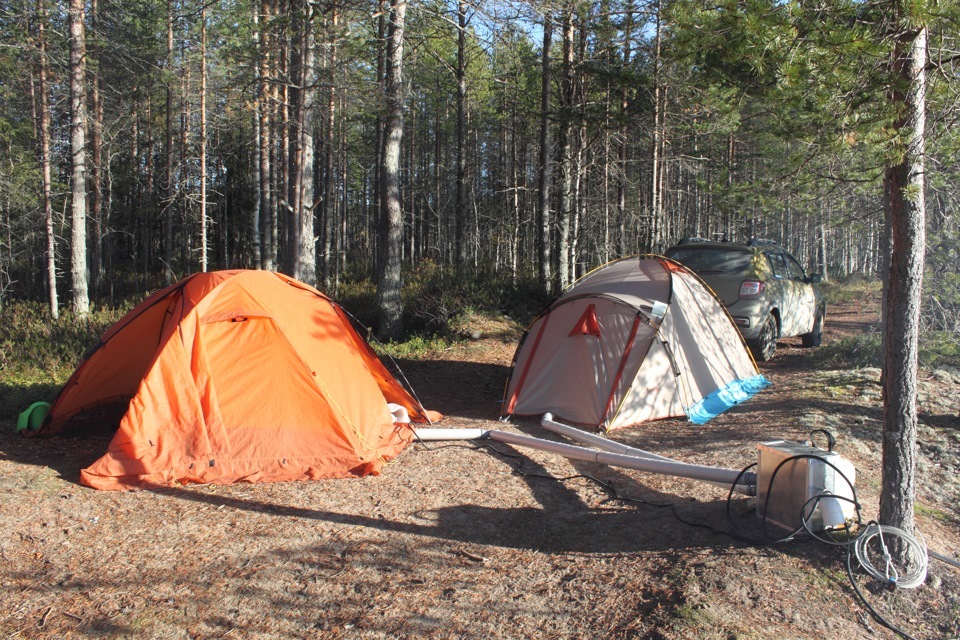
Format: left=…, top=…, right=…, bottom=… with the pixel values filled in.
left=821, top=276, right=881, bottom=306
left=0, top=301, right=129, bottom=420
left=0, top=302, right=126, bottom=381
left=335, top=260, right=551, bottom=339
left=811, top=333, right=882, bottom=370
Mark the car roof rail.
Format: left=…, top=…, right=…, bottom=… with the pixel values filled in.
left=747, top=237, right=779, bottom=247
left=676, top=237, right=710, bottom=245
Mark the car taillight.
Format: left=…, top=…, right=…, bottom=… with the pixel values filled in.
left=739, top=280, right=765, bottom=299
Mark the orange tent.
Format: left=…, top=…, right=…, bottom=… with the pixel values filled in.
left=31, top=270, right=440, bottom=490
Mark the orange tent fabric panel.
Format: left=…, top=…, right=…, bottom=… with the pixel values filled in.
left=34, top=270, right=436, bottom=490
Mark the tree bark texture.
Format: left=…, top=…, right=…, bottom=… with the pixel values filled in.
left=557, top=6, right=575, bottom=290
left=200, top=6, right=208, bottom=272
left=252, top=5, right=263, bottom=270
left=89, top=0, right=103, bottom=296
left=36, top=0, right=57, bottom=318
left=69, top=0, right=89, bottom=315
left=454, top=0, right=468, bottom=274
left=164, top=0, right=175, bottom=285
left=537, top=15, right=553, bottom=295
left=294, top=2, right=317, bottom=286
left=321, top=8, right=339, bottom=288
left=376, top=0, right=406, bottom=340
left=880, top=22, right=927, bottom=554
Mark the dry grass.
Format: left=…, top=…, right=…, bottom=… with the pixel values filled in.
left=0, top=301, right=957, bottom=639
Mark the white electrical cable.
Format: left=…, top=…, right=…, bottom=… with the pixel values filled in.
left=853, top=523, right=928, bottom=589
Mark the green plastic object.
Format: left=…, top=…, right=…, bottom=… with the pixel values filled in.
left=16, top=402, right=51, bottom=433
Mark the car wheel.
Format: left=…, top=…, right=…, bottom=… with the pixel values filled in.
left=802, top=307, right=824, bottom=348
left=751, top=313, right=778, bottom=362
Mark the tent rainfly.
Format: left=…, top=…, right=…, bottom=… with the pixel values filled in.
left=29, top=270, right=440, bottom=490
left=502, top=256, right=770, bottom=430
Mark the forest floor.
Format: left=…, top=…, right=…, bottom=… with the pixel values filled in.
left=0, top=295, right=958, bottom=639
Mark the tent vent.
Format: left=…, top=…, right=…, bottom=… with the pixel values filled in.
left=208, top=459, right=215, bottom=467
left=569, top=304, right=602, bottom=338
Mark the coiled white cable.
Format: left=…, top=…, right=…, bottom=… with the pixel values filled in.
left=853, top=523, right=928, bottom=589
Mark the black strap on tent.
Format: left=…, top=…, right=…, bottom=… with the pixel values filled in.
left=662, top=338, right=681, bottom=378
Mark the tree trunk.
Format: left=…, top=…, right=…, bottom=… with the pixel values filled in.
left=650, top=10, right=664, bottom=253
left=454, top=0, right=468, bottom=275
left=294, top=2, right=317, bottom=285
left=819, top=221, right=829, bottom=281
left=36, top=0, right=58, bottom=319
left=376, top=0, right=406, bottom=340
left=200, top=6, right=209, bottom=271
left=537, top=15, right=553, bottom=294
left=267, top=14, right=281, bottom=272
left=880, top=20, right=927, bottom=566
left=321, top=8, right=339, bottom=288
left=252, top=2, right=263, bottom=269
left=259, top=0, right=275, bottom=271
left=557, top=5, right=575, bottom=289
left=164, top=0, right=175, bottom=284
left=179, top=53, right=191, bottom=271
left=373, top=0, right=386, bottom=277
left=68, top=0, right=89, bottom=315
left=89, top=0, right=103, bottom=297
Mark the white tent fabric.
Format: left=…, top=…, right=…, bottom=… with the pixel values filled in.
left=503, top=256, right=769, bottom=430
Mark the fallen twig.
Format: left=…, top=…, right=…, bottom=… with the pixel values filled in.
left=37, top=606, right=53, bottom=628
left=457, top=549, right=487, bottom=563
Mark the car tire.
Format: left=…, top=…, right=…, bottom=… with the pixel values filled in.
left=801, top=307, right=825, bottom=348
left=751, top=313, right=778, bottom=362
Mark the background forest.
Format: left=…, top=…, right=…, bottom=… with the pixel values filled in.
left=0, top=0, right=958, bottom=336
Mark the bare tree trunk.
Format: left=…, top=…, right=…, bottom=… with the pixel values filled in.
left=278, top=36, right=293, bottom=272
left=164, top=0, right=175, bottom=284
left=557, top=5, right=574, bottom=289
left=880, top=19, right=927, bottom=566
left=68, top=0, right=89, bottom=315
left=252, top=1, right=263, bottom=269
left=179, top=52, right=191, bottom=271
left=293, top=1, right=317, bottom=285
left=454, top=0, right=468, bottom=274
left=510, top=96, right=521, bottom=280
left=36, top=0, right=57, bottom=318
left=373, top=0, right=386, bottom=276
left=537, top=15, right=553, bottom=294
left=819, top=221, right=829, bottom=281
left=200, top=5, right=209, bottom=271
left=616, top=4, right=632, bottom=258
left=649, top=9, right=664, bottom=253
left=141, top=98, right=154, bottom=285
left=376, top=0, right=406, bottom=340
left=260, top=0, right=276, bottom=271
left=322, top=7, right=338, bottom=288
left=89, top=0, right=103, bottom=296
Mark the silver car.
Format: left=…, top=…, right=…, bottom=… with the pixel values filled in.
left=664, top=239, right=825, bottom=361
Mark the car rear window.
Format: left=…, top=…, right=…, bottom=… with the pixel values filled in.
left=666, top=248, right=754, bottom=274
